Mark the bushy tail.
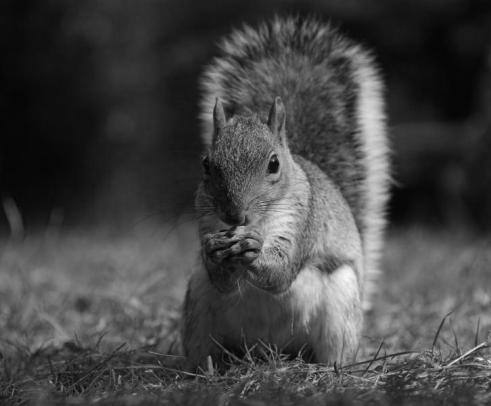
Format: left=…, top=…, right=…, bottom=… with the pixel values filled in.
left=346, top=47, right=390, bottom=309
left=199, top=16, right=390, bottom=310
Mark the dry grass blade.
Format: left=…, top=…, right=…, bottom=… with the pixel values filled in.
left=343, top=351, right=417, bottom=370
left=474, top=317, right=481, bottom=347
left=444, top=342, right=488, bottom=368
left=2, top=196, right=24, bottom=240
left=158, top=365, right=208, bottom=379
left=432, top=311, right=453, bottom=352
left=364, top=340, right=384, bottom=375
left=65, top=343, right=127, bottom=392
left=209, top=336, right=248, bottom=366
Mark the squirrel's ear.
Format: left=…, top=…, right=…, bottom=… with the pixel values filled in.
left=268, top=96, right=286, bottom=143
left=213, top=98, right=227, bottom=133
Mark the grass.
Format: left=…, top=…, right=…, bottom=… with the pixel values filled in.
left=1, top=223, right=490, bottom=405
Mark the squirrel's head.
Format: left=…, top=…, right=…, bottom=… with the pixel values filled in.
left=198, top=97, right=294, bottom=227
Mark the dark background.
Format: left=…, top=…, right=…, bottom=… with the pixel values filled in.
left=1, top=0, right=491, bottom=234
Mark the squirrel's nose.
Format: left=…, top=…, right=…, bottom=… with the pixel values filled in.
left=222, top=210, right=247, bottom=226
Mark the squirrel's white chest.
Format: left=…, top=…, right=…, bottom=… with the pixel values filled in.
left=216, top=264, right=358, bottom=356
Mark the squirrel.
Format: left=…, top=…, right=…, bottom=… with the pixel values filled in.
left=182, top=16, right=390, bottom=369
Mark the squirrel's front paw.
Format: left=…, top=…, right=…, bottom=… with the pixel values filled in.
left=203, top=231, right=238, bottom=264
left=203, top=227, right=263, bottom=265
left=223, top=226, right=263, bottom=264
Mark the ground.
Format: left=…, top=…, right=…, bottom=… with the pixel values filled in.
left=1, top=222, right=490, bottom=405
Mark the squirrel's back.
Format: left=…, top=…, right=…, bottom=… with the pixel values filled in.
left=200, top=16, right=390, bottom=307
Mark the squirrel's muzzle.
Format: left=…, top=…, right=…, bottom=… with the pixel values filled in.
left=220, top=208, right=247, bottom=226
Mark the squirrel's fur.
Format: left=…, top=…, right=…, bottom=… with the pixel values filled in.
left=183, top=16, right=390, bottom=368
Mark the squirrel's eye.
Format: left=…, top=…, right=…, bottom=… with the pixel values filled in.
left=202, top=156, right=210, bottom=175
left=267, top=154, right=280, bottom=174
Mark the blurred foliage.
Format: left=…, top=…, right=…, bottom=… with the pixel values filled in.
left=0, top=0, right=490, bottom=231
